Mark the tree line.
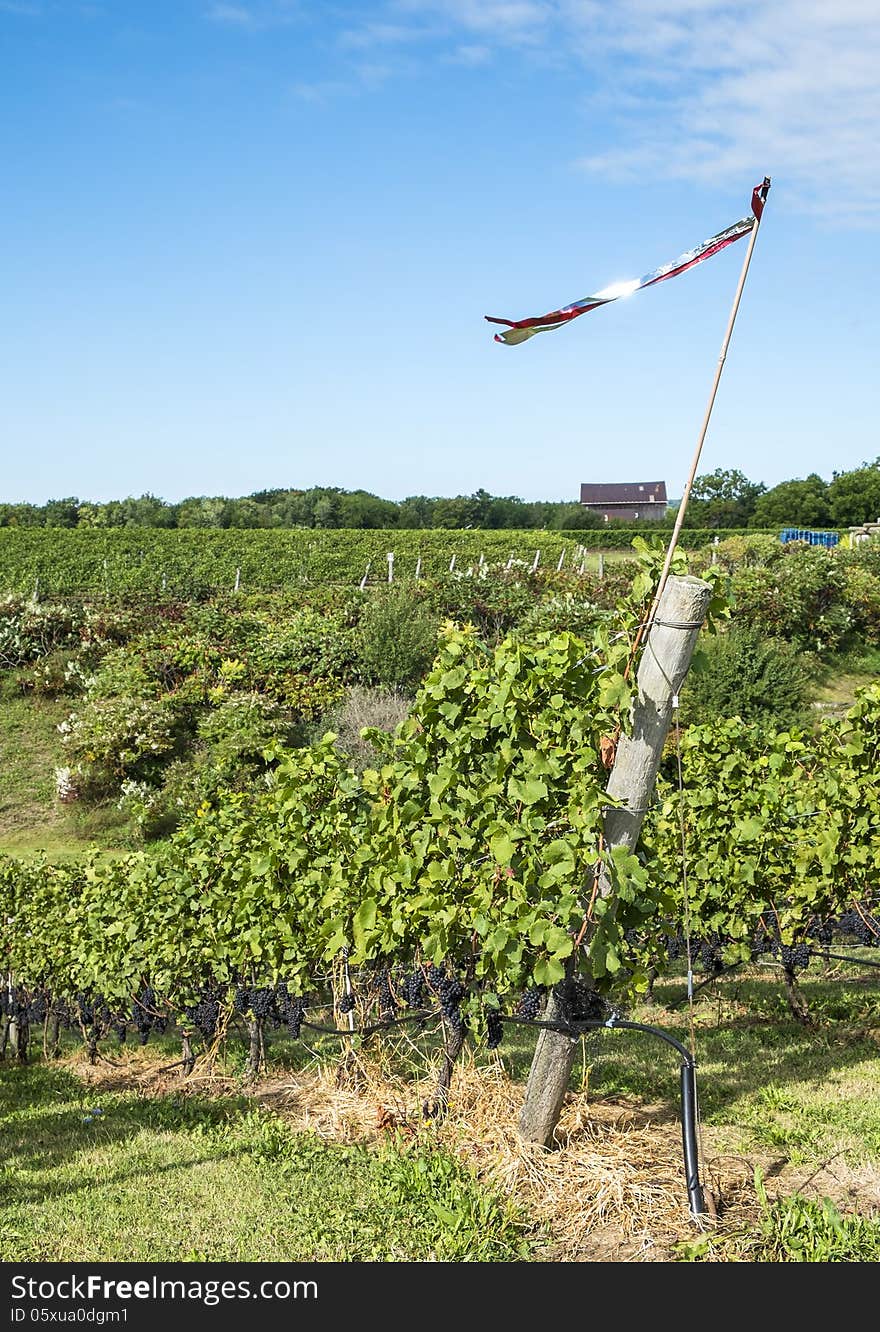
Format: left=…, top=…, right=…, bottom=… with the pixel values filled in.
left=2, top=460, right=879, bottom=531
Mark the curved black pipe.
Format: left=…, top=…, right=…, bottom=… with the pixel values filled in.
left=506, top=1013, right=707, bottom=1221
left=814, top=949, right=880, bottom=970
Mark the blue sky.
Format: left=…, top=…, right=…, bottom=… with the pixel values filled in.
left=2, top=0, right=878, bottom=505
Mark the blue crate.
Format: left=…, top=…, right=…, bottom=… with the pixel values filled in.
left=780, top=528, right=839, bottom=548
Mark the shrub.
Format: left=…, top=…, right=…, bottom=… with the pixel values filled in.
left=513, top=591, right=607, bottom=639
left=729, top=547, right=852, bottom=652
left=679, top=624, right=811, bottom=728
left=357, top=588, right=440, bottom=689
left=21, top=648, right=87, bottom=697
left=196, top=692, right=294, bottom=769
left=0, top=596, right=82, bottom=668
left=59, top=697, right=179, bottom=797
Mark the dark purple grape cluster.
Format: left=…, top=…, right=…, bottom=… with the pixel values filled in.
left=665, top=932, right=687, bottom=962
left=806, top=916, right=835, bottom=946
left=233, top=985, right=251, bottom=1014
left=25, top=992, right=48, bottom=1024
left=777, top=942, right=811, bottom=972
left=284, top=996, right=304, bottom=1040
left=185, top=986, right=222, bottom=1040
left=838, top=910, right=877, bottom=947
left=425, top=965, right=466, bottom=1034
left=485, top=1009, right=504, bottom=1050
left=863, top=912, right=880, bottom=944
left=132, top=988, right=157, bottom=1045
left=554, top=979, right=606, bottom=1024
left=516, top=988, right=544, bottom=1021
left=698, top=939, right=724, bottom=974
left=338, top=991, right=355, bottom=1014
left=250, top=987, right=275, bottom=1020
left=402, top=969, right=426, bottom=1009
left=376, top=970, right=397, bottom=1019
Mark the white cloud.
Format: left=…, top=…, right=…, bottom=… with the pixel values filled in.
left=393, top=0, right=880, bottom=224
left=447, top=42, right=492, bottom=64
left=205, top=1, right=300, bottom=29
left=339, top=21, right=426, bottom=49
left=561, top=0, right=880, bottom=223
left=206, top=2, right=255, bottom=25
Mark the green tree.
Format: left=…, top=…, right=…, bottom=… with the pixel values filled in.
left=177, top=496, right=229, bottom=528
left=43, top=498, right=80, bottom=528
left=337, top=490, right=400, bottom=528
left=750, top=474, right=832, bottom=529
left=397, top=495, right=433, bottom=528
left=828, top=460, right=880, bottom=527
left=684, top=469, right=765, bottom=527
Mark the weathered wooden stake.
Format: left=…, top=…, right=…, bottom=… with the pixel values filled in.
left=518, top=573, right=712, bottom=1147
left=9, top=1013, right=29, bottom=1063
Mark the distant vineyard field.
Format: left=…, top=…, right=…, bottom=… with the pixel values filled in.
left=0, top=527, right=787, bottom=595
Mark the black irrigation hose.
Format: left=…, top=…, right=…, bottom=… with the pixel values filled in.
left=38, top=1001, right=709, bottom=1218
left=813, top=950, right=880, bottom=971
left=300, top=1010, right=436, bottom=1037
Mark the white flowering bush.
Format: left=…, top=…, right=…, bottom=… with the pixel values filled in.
left=58, top=697, right=178, bottom=797
left=53, top=766, right=79, bottom=803
left=0, top=596, right=82, bottom=669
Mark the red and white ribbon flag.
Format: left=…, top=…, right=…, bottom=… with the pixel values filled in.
left=486, top=181, right=770, bottom=346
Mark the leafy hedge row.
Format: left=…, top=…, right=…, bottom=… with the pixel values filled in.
left=0, top=527, right=802, bottom=594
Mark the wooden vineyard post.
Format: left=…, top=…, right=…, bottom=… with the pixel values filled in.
left=518, top=573, right=713, bottom=1147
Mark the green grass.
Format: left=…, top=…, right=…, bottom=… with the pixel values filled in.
left=0, top=684, right=136, bottom=856
left=678, top=1169, right=880, bottom=1262
left=0, top=1062, right=534, bottom=1262
left=807, top=644, right=880, bottom=714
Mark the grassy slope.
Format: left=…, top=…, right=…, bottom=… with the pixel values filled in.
left=0, top=687, right=134, bottom=856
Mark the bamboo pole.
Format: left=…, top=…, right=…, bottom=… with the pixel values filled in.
left=627, top=177, right=771, bottom=676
